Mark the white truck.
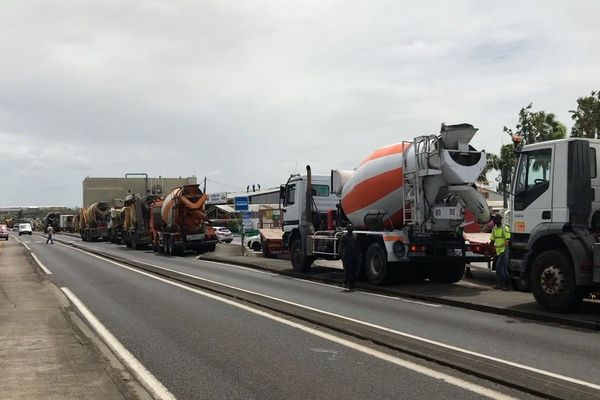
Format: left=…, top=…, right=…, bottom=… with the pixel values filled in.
left=281, top=123, right=492, bottom=285
left=502, top=137, right=600, bottom=311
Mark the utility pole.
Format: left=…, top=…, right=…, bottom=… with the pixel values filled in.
left=203, top=177, right=207, bottom=193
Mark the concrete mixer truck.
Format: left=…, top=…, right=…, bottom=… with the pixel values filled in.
left=281, top=123, right=492, bottom=284
left=79, top=202, right=110, bottom=241
left=43, top=213, right=61, bottom=233
left=122, top=194, right=161, bottom=249
left=149, top=184, right=218, bottom=255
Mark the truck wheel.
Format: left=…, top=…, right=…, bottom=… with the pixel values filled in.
left=290, top=239, right=313, bottom=273
left=429, top=261, right=466, bottom=284
left=365, top=242, right=388, bottom=285
left=531, top=250, right=582, bottom=312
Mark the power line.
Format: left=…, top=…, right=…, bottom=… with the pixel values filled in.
left=205, top=178, right=241, bottom=190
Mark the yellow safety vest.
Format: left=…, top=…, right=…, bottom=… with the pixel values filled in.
left=490, top=225, right=511, bottom=255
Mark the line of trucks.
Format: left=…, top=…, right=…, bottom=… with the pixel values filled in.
left=71, top=184, right=218, bottom=255
left=263, top=123, right=600, bottom=312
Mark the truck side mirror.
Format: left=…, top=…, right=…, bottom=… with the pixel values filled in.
left=501, top=165, right=511, bottom=184
left=279, top=185, right=286, bottom=204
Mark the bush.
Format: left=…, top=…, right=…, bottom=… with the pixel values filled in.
left=227, top=219, right=241, bottom=233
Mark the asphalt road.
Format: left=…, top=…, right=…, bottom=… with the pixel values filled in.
left=17, top=233, right=589, bottom=399
left=51, top=233, right=600, bottom=386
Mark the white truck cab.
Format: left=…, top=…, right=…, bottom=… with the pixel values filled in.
left=505, top=138, right=600, bottom=311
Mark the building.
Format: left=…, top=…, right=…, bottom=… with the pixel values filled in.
left=82, top=176, right=197, bottom=207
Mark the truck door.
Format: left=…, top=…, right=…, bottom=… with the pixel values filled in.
left=282, top=182, right=299, bottom=233
left=512, top=146, right=554, bottom=234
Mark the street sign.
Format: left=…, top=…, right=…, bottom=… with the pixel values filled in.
left=234, top=196, right=249, bottom=211
left=207, top=192, right=228, bottom=204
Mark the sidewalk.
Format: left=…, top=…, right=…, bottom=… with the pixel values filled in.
left=199, top=243, right=600, bottom=330
left=0, top=238, right=127, bottom=399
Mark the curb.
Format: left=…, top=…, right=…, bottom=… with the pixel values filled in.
left=197, top=255, right=600, bottom=332
left=45, top=235, right=600, bottom=331
left=58, top=240, right=600, bottom=400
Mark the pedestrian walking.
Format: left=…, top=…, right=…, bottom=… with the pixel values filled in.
left=46, top=226, right=54, bottom=244
left=489, top=214, right=510, bottom=290
left=342, top=224, right=358, bottom=291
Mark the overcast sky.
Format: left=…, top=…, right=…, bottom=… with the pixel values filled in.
left=1, top=1, right=600, bottom=206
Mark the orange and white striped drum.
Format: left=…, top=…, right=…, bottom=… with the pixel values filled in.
left=341, top=143, right=412, bottom=229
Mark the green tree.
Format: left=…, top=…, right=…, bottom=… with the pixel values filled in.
left=570, top=90, right=600, bottom=138
left=502, top=104, right=566, bottom=180
left=503, top=103, right=566, bottom=144
left=477, top=153, right=501, bottom=185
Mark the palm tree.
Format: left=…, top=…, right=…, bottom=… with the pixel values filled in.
left=477, top=153, right=501, bottom=185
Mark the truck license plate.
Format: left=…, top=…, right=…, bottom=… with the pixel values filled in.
left=187, top=234, right=205, bottom=241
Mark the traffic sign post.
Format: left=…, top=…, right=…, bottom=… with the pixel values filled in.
left=235, top=197, right=250, bottom=255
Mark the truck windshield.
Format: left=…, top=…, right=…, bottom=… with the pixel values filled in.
left=514, top=148, right=552, bottom=210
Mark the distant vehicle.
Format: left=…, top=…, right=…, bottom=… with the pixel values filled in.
left=0, top=224, right=9, bottom=240
left=12, top=225, right=19, bottom=232
left=246, top=234, right=261, bottom=251
left=214, top=227, right=233, bottom=243
left=18, top=223, right=33, bottom=236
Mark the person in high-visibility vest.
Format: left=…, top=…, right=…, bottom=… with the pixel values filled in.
left=489, top=213, right=511, bottom=291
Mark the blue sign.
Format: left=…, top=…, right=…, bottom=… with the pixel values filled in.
left=234, top=196, right=249, bottom=211
left=241, top=211, right=252, bottom=219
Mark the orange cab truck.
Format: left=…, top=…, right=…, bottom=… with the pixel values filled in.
left=122, top=194, right=161, bottom=249
left=150, top=184, right=218, bottom=255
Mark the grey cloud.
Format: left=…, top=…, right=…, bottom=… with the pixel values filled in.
left=1, top=1, right=600, bottom=205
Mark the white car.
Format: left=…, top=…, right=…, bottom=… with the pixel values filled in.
left=246, top=234, right=262, bottom=251
left=214, top=226, right=233, bottom=243
left=18, top=223, right=33, bottom=236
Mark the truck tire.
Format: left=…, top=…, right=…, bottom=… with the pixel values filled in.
left=531, top=250, right=582, bottom=312
left=429, top=260, right=465, bottom=284
left=290, top=239, right=313, bottom=273
left=365, top=242, right=388, bottom=285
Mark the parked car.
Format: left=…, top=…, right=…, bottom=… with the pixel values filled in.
left=18, top=223, right=33, bottom=236
left=214, top=226, right=233, bottom=243
left=246, top=234, right=261, bottom=251
left=0, top=224, right=9, bottom=240
left=12, top=225, right=19, bottom=232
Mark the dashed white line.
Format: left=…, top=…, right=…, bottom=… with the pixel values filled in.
left=31, top=253, right=52, bottom=275
left=61, top=287, right=176, bottom=400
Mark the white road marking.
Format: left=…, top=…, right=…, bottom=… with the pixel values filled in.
left=16, top=238, right=31, bottom=251
left=31, top=253, right=52, bottom=275
left=58, top=252, right=516, bottom=400
left=61, top=287, right=176, bottom=400
left=57, top=243, right=600, bottom=392
left=197, top=259, right=441, bottom=307
left=360, top=291, right=442, bottom=307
